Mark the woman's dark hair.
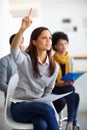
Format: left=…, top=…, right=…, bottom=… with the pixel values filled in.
left=52, top=31, right=69, bottom=51
left=26, top=27, right=56, bottom=77
left=9, top=34, right=16, bottom=45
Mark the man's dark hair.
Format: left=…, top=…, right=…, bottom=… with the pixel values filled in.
left=9, top=34, right=16, bottom=45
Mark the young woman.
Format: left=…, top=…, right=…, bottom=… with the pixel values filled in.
left=52, top=32, right=80, bottom=130
left=10, top=9, right=59, bottom=130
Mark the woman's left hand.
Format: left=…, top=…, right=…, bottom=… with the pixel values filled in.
left=65, top=80, right=74, bottom=86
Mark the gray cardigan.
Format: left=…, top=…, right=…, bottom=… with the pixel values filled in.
left=11, top=48, right=59, bottom=101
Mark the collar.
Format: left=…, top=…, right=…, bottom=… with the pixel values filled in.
left=38, top=55, right=49, bottom=65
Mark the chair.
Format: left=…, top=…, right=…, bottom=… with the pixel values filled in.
left=4, top=73, right=34, bottom=130
left=59, top=108, right=68, bottom=130
left=4, top=73, right=59, bottom=130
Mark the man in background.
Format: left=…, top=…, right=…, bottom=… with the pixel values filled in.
left=0, top=34, right=25, bottom=100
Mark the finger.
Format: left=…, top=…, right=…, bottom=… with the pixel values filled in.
left=28, top=8, right=32, bottom=17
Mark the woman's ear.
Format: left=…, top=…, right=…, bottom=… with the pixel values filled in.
left=32, top=40, right=36, bottom=46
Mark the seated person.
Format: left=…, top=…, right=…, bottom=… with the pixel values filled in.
left=10, top=8, right=59, bottom=130
left=52, top=31, right=80, bottom=130
left=0, top=34, right=25, bottom=99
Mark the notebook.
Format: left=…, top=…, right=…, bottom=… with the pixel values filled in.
left=61, top=72, right=84, bottom=81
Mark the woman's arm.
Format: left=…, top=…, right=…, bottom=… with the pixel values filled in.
left=11, top=8, right=32, bottom=49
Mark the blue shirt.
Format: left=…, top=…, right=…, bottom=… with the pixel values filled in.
left=0, top=54, right=17, bottom=94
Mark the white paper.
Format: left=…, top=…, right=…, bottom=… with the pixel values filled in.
left=34, top=92, right=72, bottom=103
left=10, top=92, right=72, bottom=104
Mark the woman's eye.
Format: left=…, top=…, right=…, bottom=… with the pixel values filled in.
left=42, top=37, right=46, bottom=39
left=49, top=37, right=52, bottom=40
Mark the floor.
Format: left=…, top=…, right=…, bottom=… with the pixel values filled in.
left=60, top=111, right=87, bottom=130
left=0, top=91, right=87, bottom=130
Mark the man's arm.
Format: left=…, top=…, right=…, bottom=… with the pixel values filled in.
left=0, top=58, right=8, bottom=94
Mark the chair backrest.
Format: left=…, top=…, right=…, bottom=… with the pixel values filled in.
left=6, top=73, right=19, bottom=100
left=4, top=73, right=34, bottom=129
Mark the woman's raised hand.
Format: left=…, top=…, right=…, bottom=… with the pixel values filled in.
left=21, top=8, right=32, bottom=31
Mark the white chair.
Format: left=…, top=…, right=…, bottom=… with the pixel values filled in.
left=4, top=73, right=34, bottom=130
left=59, top=108, right=68, bottom=130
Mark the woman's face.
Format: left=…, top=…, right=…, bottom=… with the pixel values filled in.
left=33, top=30, right=52, bottom=51
left=54, top=39, right=68, bottom=54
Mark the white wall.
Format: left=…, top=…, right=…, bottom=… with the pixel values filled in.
left=42, top=0, right=87, bottom=57
left=0, top=0, right=87, bottom=58
left=0, top=0, right=43, bottom=58
left=74, top=73, right=87, bottom=111
left=0, top=0, right=10, bottom=58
